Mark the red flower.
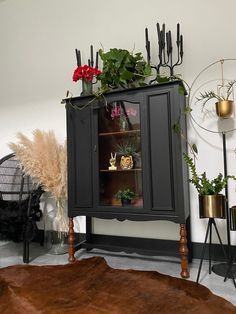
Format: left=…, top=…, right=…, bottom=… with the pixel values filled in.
left=72, top=65, right=102, bottom=82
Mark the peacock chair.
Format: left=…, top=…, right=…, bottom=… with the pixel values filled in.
left=0, top=153, right=43, bottom=263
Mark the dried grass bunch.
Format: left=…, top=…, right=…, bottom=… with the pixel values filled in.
left=9, top=129, right=68, bottom=231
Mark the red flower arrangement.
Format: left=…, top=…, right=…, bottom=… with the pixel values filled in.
left=72, top=65, right=102, bottom=82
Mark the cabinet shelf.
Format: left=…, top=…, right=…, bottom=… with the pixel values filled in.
left=100, top=168, right=142, bottom=173
left=99, top=130, right=140, bottom=137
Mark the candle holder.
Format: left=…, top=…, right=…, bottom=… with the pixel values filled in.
left=144, top=22, right=184, bottom=82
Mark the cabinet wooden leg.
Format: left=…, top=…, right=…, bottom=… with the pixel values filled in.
left=68, top=217, right=75, bottom=263
left=179, top=223, right=189, bottom=278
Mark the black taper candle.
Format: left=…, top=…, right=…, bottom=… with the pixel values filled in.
left=177, top=23, right=180, bottom=44
left=75, top=49, right=78, bottom=66
left=162, top=24, right=165, bottom=48
left=166, top=32, right=170, bottom=54
left=90, top=45, right=94, bottom=67
left=145, top=28, right=151, bottom=64
left=169, top=31, right=172, bottom=53
left=156, top=22, right=161, bottom=43
left=180, top=35, right=183, bottom=57
left=156, top=23, right=162, bottom=64
left=76, top=49, right=81, bottom=67
left=88, top=59, right=91, bottom=67
left=145, top=27, right=149, bottom=47
left=95, top=51, right=98, bottom=68
left=147, top=41, right=151, bottom=64
left=75, top=49, right=81, bottom=67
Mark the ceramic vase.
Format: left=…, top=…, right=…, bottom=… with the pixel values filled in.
left=81, top=80, right=93, bottom=96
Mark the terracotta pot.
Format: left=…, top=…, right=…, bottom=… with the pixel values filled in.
left=215, top=100, right=234, bottom=118
left=199, top=194, right=225, bottom=218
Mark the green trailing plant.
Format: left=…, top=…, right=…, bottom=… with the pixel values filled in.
left=115, top=188, right=136, bottom=201
left=170, top=76, right=198, bottom=158
left=196, top=80, right=236, bottom=109
left=173, top=120, right=197, bottom=158
left=97, top=48, right=152, bottom=91
left=183, top=153, right=236, bottom=195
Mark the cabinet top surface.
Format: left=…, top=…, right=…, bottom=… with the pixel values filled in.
left=62, top=80, right=185, bottom=104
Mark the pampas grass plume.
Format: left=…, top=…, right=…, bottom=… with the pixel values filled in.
left=9, top=129, right=67, bottom=201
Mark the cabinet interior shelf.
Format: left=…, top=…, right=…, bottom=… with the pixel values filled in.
left=99, top=129, right=140, bottom=137
left=100, top=168, right=142, bottom=173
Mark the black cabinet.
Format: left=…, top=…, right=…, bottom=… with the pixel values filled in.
left=65, top=81, right=190, bottom=278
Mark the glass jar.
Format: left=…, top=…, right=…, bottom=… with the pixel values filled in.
left=44, top=204, right=68, bottom=255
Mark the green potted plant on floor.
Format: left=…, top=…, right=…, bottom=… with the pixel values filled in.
left=196, top=80, right=236, bottom=118
left=115, top=188, right=136, bottom=206
left=183, top=153, right=236, bottom=218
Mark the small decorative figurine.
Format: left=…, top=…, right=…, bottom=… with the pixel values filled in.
left=120, top=155, right=133, bottom=170
left=109, top=153, right=117, bottom=170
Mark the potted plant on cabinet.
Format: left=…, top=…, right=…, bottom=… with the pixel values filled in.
left=97, top=48, right=152, bottom=94
left=183, top=153, right=236, bottom=218
left=196, top=80, right=236, bottom=118
left=115, top=188, right=136, bottom=206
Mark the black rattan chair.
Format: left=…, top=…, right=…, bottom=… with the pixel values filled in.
left=0, top=153, right=43, bottom=263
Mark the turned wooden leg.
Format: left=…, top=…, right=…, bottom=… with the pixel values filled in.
left=179, top=223, right=189, bottom=278
left=68, top=217, right=75, bottom=263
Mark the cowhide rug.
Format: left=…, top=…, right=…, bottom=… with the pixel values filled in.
left=0, top=256, right=235, bottom=314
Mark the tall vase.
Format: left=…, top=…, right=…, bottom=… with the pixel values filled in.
left=81, top=80, right=93, bottom=96
left=44, top=200, right=68, bottom=254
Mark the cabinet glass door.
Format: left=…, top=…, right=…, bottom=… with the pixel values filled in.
left=98, top=101, right=143, bottom=207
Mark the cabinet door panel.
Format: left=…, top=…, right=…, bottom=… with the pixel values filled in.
left=148, top=92, right=175, bottom=212
left=96, top=100, right=143, bottom=208
left=67, top=106, right=93, bottom=210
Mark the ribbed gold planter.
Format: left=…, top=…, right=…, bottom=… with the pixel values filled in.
left=230, top=206, right=236, bottom=230
left=215, top=100, right=234, bottom=118
left=199, top=194, right=225, bottom=218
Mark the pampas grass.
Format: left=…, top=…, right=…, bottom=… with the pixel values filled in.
left=9, top=130, right=68, bottom=232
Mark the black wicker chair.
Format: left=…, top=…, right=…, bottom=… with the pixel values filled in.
left=0, top=153, right=43, bottom=263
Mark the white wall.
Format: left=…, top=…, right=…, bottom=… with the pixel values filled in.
left=1, top=0, right=236, bottom=244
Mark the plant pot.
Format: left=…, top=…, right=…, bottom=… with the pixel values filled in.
left=215, top=100, right=234, bottom=118
left=81, top=80, right=93, bottom=96
left=121, top=199, right=131, bottom=206
left=199, top=194, right=225, bottom=218
left=120, top=155, right=133, bottom=170
left=230, top=206, right=236, bottom=230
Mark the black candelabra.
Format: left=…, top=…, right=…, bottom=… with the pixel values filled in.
left=145, top=22, right=184, bottom=79
left=75, top=45, right=99, bottom=69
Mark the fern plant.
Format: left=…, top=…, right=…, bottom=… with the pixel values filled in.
left=196, top=80, right=236, bottom=110
left=183, top=153, right=236, bottom=195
